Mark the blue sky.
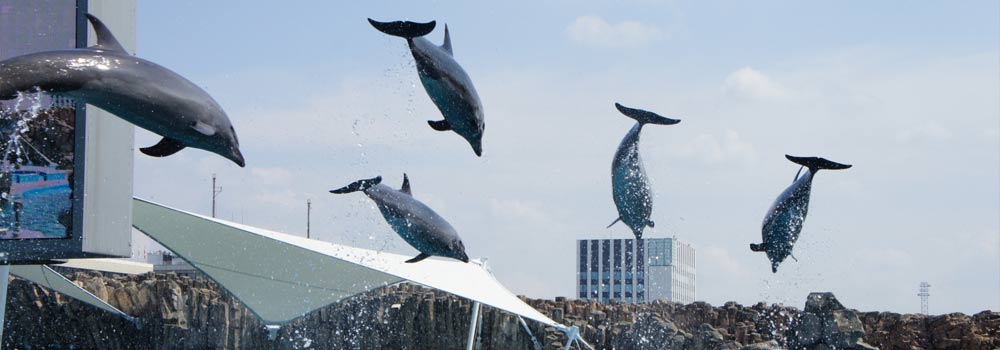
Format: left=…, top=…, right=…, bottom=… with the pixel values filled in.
left=131, top=1, right=999, bottom=314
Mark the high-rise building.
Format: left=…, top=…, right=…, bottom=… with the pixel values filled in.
left=576, top=237, right=695, bottom=304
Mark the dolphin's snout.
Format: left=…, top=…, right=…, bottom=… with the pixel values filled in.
left=229, top=148, right=246, bottom=167
left=458, top=251, right=469, bottom=263
left=471, top=141, right=482, bottom=157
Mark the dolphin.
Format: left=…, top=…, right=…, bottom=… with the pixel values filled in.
left=0, top=14, right=245, bottom=167
left=368, top=19, right=485, bottom=156
left=330, top=174, right=470, bottom=263
left=607, top=103, right=680, bottom=239
left=752, top=155, right=851, bottom=272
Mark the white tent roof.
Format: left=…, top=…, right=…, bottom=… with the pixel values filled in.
left=56, top=258, right=153, bottom=275
left=9, top=264, right=135, bottom=322
left=131, top=198, right=561, bottom=328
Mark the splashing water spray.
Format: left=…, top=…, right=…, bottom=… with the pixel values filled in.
left=0, top=89, right=48, bottom=235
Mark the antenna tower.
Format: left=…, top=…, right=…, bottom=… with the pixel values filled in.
left=918, top=282, right=931, bottom=315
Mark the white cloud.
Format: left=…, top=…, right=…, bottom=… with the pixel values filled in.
left=701, top=245, right=748, bottom=276
left=566, top=15, right=663, bottom=48
left=251, top=167, right=294, bottom=186
left=895, top=121, right=953, bottom=143
left=669, top=129, right=757, bottom=165
left=723, top=67, right=788, bottom=100
left=490, top=198, right=549, bottom=223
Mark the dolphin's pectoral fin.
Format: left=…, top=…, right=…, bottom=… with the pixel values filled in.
left=606, top=217, right=621, bottom=229
left=405, top=253, right=431, bottom=263
left=428, top=120, right=452, bottom=131
left=441, top=24, right=453, bottom=55
left=85, top=14, right=127, bottom=52
left=789, top=253, right=798, bottom=262
left=750, top=243, right=767, bottom=252
left=401, top=173, right=411, bottom=195
left=140, top=138, right=186, bottom=158
left=647, top=220, right=655, bottom=228
left=191, top=121, right=216, bottom=136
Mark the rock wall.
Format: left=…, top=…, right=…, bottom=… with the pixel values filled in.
left=2, top=271, right=997, bottom=350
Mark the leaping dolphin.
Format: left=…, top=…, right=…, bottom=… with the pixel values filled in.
left=607, top=103, right=680, bottom=239
left=330, top=174, right=470, bottom=263
left=752, top=155, right=851, bottom=272
left=0, top=14, right=245, bottom=167
left=368, top=19, right=485, bottom=156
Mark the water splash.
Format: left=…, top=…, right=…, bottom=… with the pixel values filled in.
left=0, top=90, right=49, bottom=234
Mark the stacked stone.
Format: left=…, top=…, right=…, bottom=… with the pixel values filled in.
left=3, top=272, right=998, bottom=349
left=786, top=292, right=877, bottom=350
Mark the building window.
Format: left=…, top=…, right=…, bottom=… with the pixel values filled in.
left=601, top=240, right=611, bottom=274
left=636, top=239, right=644, bottom=272
left=625, top=239, right=634, bottom=270
left=647, top=239, right=672, bottom=266
left=580, top=292, right=587, bottom=299
left=613, top=292, right=621, bottom=299
left=613, top=239, right=622, bottom=272
left=590, top=240, right=599, bottom=273
left=579, top=240, right=588, bottom=272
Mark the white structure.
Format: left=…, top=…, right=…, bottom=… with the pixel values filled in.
left=132, top=198, right=591, bottom=349
left=576, top=237, right=695, bottom=304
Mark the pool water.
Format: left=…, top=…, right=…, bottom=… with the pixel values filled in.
left=0, top=184, right=71, bottom=238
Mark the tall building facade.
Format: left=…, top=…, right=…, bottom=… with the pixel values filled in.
left=576, top=237, right=695, bottom=304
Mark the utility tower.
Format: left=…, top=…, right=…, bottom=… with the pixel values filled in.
left=918, top=282, right=931, bottom=315
left=211, top=174, right=223, bottom=218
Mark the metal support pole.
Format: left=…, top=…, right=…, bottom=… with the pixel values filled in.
left=0, top=264, right=10, bottom=349
left=306, top=199, right=311, bottom=239
left=465, top=301, right=482, bottom=350
left=211, top=174, right=222, bottom=218
left=265, top=325, right=280, bottom=340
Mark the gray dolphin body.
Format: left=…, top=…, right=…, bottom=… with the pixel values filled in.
left=331, top=175, right=469, bottom=263
left=608, top=103, right=680, bottom=239
left=0, top=14, right=244, bottom=167
left=752, top=155, right=851, bottom=272
left=368, top=19, right=485, bottom=156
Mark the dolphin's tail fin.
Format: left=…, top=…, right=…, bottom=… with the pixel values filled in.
left=615, top=103, right=681, bottom=126
left=785, top=155, right=852, bottom=173
left=368, top=19, right=436, bottom=38
left=750, top=243, right=766, bottom=252
left=330, top=176, right=382, bottom=194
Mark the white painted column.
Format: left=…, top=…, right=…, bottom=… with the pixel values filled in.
left=465, top=301, right=482, bottom=350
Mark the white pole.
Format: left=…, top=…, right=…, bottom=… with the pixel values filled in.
left=0, top=264, right=10, bottom=349
left=465, top=301, right=482, bottom=350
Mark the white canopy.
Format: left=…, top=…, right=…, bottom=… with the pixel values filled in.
left=131, top=198, right=561, bottom=328
left=9, top=264, right=135, bottom=323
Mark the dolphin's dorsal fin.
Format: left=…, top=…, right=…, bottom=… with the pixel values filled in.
left=401, top=173, right=411, bottom=195
left=441, top=24, right=453, bottom=55
left=85, top=14, right=126, bottom=52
